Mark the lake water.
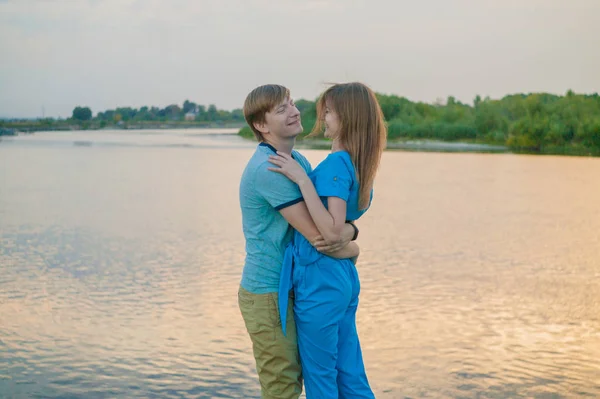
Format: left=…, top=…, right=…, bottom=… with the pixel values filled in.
left=1, top=129, right=599, bottom=398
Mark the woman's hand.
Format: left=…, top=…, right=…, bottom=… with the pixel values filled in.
left=268, top=151, right=309, bottom=185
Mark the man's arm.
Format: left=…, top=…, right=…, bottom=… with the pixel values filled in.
left=279, top=202, right=356, bottom=258
left=269, top=151, right=355, bottom=244
left=323, top=241, right=359, bottom=262
left=257, top=157, right=355, bottom=257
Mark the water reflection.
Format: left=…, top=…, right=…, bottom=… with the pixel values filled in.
left=0, top=225, right=255, bottom=398
left=1, top=131, right=599, bottom=398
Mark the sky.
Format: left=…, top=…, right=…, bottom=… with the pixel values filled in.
left=1, top=0, right=599, bottom=118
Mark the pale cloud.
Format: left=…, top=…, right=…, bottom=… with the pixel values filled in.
left=1, top=0, right=599, bottom=118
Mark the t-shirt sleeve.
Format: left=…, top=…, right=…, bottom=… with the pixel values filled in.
left=313, top=154, right=353, bottom=202
left=254, top=162, right=304, bottom=210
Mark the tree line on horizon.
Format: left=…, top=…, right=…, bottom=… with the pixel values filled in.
left=240, top=90, right=600, bottom=155
left=3, top=91, right=599, bottom=155
left=0, top=101, right=245, bottom=125
left=71, top=100, right=245, bottom=125
left=0, top=101, right=246, bottom=134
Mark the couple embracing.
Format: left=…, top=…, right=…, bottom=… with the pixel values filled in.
left=238, top=82, right=387, bottom=399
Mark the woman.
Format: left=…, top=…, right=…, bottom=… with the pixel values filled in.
left=268, top=82, right=387, bottom=398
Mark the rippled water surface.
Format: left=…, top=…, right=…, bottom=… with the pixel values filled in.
left=1, top=130, right=599, bottom=398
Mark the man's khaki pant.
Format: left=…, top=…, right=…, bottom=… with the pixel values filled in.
left=238, top=286, right=302, bottom=399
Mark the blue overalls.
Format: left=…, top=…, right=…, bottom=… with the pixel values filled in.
left=279, top=151, right=375, bottom=399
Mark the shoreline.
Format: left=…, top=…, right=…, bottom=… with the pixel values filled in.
left=3, top=126, right=599, bottom=157
left=0, top=122, right=246, bottom=135
left=238, top=129, right=599, bottom=157
left=294, top=138, right=510, bottom=153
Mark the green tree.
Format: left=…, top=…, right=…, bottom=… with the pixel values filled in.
left=183, top=100, right=197, bottom=114
left=72, top=106, right=92, bottom=121
left=207, top=104, right=218, bottom=121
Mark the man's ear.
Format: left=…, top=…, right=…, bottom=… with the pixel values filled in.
left=253, top=121, right=269, bottom=135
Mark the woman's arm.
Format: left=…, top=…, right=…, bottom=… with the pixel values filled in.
left=296, top=180, right=346, bottom=243
left=269, top=152, right=346, bottom=243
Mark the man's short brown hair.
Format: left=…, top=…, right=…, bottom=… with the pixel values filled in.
left=243, top=84, right=290, bottom=142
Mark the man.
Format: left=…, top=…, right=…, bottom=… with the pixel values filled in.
left=238, top=84, right=359, bottom=398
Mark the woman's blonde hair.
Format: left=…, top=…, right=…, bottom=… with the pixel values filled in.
left=310, top=82, right=387, bottom=210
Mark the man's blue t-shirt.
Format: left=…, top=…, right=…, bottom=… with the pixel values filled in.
left=239, top=142, right=312, bottom=294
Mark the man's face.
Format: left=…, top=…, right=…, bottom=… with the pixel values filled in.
left=262, top=97, right=303, bottom=139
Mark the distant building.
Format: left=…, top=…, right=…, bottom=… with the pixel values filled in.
left=184, top=112, right=196, bottom=121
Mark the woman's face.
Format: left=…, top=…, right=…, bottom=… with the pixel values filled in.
left=323, top=101, right=340, bottom=139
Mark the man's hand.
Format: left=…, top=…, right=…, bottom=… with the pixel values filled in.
left=314, top=222, right=355, bottom=254
left=313, top=235, right=347, bottom=254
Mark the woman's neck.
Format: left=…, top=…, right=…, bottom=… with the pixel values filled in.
left=331, top=138, right=345, bottom=153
